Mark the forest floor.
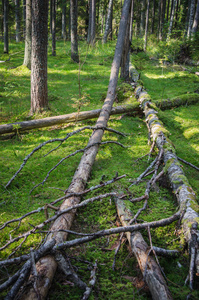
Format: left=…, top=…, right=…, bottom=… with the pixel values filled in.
left=0, top=40, right=199, bottom=299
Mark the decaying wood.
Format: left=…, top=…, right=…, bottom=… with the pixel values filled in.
left=0, top=104, right=140, bottom=135
left=115, top=197, right=173, bottom=300
left=133, top=72, right=199, bottom=285
left=16, top=1, right=133, bottom=298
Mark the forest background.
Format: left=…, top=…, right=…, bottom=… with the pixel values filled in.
left=0, top=0, right=199, bottom=299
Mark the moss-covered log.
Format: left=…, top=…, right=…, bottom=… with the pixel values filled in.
left=134, top=84, right=199, bottom=275
left=115, top=197, right=173, bottom=300
left=0, top=104, right=140, bottom=135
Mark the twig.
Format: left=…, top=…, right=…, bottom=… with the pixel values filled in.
left=0, top=175, right=126, bottom=232
left=30, top=248, right=41, bottom=300
left=129, top=156, right=158, bottom=187
left=82, top=261, right=97, bottom=300
left=0, top=193, right=117, bottom=252
left=55, top=210, right=181, bottom=251
left=177, top=156, right=199, bottom=172
left=30, top=140, right=126, bottom=193
left=112, top=233, right=125, bottom=271
left=5, top=126, right=125, bottom=188
left=153, top=246, right=179, bottom=257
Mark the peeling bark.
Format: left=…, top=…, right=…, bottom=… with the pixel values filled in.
left=115, top=197, right=173, bottom=300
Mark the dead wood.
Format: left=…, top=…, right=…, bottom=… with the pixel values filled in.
left=0, top=104, right=140, bottom=135
left=16, top=1, right=133, bottom=298
left=115, top=197, right=173, bottom=300
left=133, top=76, right=199, bottom=287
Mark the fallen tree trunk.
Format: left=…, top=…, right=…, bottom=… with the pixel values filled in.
left=15, top=1, right=133, bottom=299
left=0, top=104, right=140, bottom=135
left=115, top=197, right=173, bottom=300
left=132, top=72, right=199, bottom=284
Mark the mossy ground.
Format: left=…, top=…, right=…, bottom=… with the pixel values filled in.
left=0, top=41, right=199, bottom=299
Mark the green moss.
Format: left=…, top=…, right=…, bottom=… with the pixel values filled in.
left=164, top=158, right=176, bottom=173
left=116, top=82, right=134, bottom=103
left=190, top=200, right=199, bottom=214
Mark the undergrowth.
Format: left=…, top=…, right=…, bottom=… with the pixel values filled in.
left=0, top=40, right=199, bottom=299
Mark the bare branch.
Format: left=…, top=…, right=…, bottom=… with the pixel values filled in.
left=177, top=156, right=199, bottom=172
left=82, top=261, right=97, bottom=300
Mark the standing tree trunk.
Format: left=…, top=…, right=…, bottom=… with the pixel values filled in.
left=3, top=0, right=9, bottom=53
left=167, top=0, right=177, bottom=39
left=187, top=0, right=196, bottom=37
left=52, top=0, right=56, bottom=56
left=129, top=0, right=134, bottom=40
left=166, top=0, right=170, bottom=21
left=140, top=0, right=146, bottom=36
left=23, top=0, right=31, bottom=69
left=144, top=0, right=150, bottom=51
left=70, top=0, right=79, bottom=62
left=62, top=0, right=67, bottom=40
left=30, top=0, right=48, bottom=113
left=192, top=0, right=199, bottom=35
left=15, top=0, right=21, bottom=42
left=90, top=0, right=96, bottom=45
left=103, top=0, right=113, bottom=43
left=19, top=1, right=132, bottom=299
left=23, top=0, right=26, bottom=38
left=151, top=0, right=156, bottom=34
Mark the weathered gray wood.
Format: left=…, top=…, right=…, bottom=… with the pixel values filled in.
left=115, top=197, right=173, bottom=300
left=0, top=104, right=140, bottom=135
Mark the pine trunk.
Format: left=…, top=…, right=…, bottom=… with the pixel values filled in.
left=23, top=0, right=32, bottom=69
left=15, top=0, right=21, bottom=42
left=30, top=0, right=48, bottom=113
left=52, top=0, right=56, bottom=56
left=70, top=0, right=79, bottom=62
left=192, top=0, right=199, bottom=34
left=3, top=0, right=9, bottom=53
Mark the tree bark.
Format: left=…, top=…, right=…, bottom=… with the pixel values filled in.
left=62, top=0, right=67, bottom=40
left=15, top=0, right=21, bottom=42
left=103, top=0, right=113, bottom=43
left=187, top=0, right=196, bottom=38
left=115, top=197, right=173, bottom=300
left=0, top=104, right=141, bottom=135
left=192, top=0, right=199, bottom=35
left=167, top=0, right=177, bottom=39
left=70, top=0, right=79, bottom=62
left=30, top=0, right=48, bottom=113
left=144, top=0, right=150, bottom=51
left=3, top=0, right=9, bottom=53
left=52, top=0, right=56, bottom=56
left=18, top=0, right=133, bottom=298
left=23, top=0, right=32, bottom=69
left=23, top=0, right=26, bottom=38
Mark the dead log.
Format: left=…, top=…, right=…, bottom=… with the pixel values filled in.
left=17, top=1, right=133, bottom=299
left=115, top=197, right=173, bottom=300
left=134, top=80, right=199, bottom=284
left=0, top=104, right=140, bottom=135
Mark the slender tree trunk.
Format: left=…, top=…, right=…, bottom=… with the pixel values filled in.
left=192, top=0, right=199, bottom=34
left=144, top=0, right=150, bottom=50
left=187, top=0, right=196, bottom=37
left=185, top=0, right=191, bottom=36
left=140, top=0, right=146, bottom=36
left=103, top=0, right=113, bottom=43
left=23, top=0, right=31, bottom=69
left=19, top=1, right=133, bottom=298
left=23, top=0, right=26, bottom=38
left=167, top=0, right=177, bottom=39
left=129, top=0, right=134, bottom=40
left=62, top=0, right=67, bottom=40
left=151, top=0, right=156, bottom=34
left=15, top=0, right=21, bottom=42
left=70, top=0, right=79, bottom=62
left=52, top=0, right=56, bottom=56
left=3, top=0, right=8, bottom=53
left=158, top=0, right=162, bottom=38
left=166, top=0, right=170, bottom=21
left=87, top=0, right=92, bottom=42
left=90, top=0, right=96, bottom=45
left=31, top=0, right=48, bottom=113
